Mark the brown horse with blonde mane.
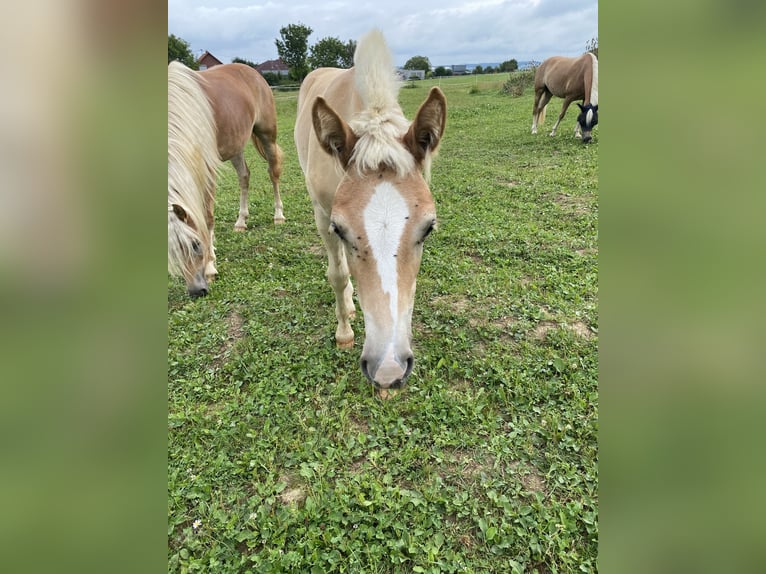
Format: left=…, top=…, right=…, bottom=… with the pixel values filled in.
left=167, top=61, right=285, bottom=299
left=294, top=29, right=446, bottom=391
left=531, top=52, right=598, bottom=143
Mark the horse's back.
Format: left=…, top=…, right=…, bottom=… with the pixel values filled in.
left=198, top=63, right=277, bottom=160
left=535, top=54, right=591, bottom=98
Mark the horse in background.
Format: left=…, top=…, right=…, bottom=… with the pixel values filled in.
left=168, top=61, right=221, bottom=298
left=531, top=52, right=598, bottom=143
left=198, top=63, right=285, bottom=229
left=294, top=29, right=446, bottom=391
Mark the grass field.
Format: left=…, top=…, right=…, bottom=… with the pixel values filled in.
left=168, top=72, right=598, bottom=573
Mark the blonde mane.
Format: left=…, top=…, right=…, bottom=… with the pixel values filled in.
left=348, top=29, right=415, bottom=178
left=167, top=61, right=220, bottom=277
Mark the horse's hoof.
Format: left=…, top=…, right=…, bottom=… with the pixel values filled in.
left=274, top=217, right=286, bottom=225
left=234, top=225, right=247, bottom=232
left=336, top=338, right=354, bottom=349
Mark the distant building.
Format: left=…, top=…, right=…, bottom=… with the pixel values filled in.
left=256, top=58, right=290, bottom=77
left=396, top=68, right=425, bottom=80
left=197, top=51, right=223, bottom=70
left=450, top=64, right=467, bottom=75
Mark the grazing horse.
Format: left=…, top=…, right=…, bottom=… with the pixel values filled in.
left=197, top=63, right=285, bottom=229
left=531, top=52, right=598, bottom=143
left=168, top=61, right=221, bottom=298
left=294, top=29, right=446, bottom=390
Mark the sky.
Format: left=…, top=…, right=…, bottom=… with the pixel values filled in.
left=168, top=0, right=598, bottom=68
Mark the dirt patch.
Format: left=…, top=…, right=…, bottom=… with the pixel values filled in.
left=507, top=461, right=546, bottom=494
left=431, top=294, right=471, bottom=315
left=226, top=310, right=245, bottom=340
left=279, top=488, right=307, bottom=506
left=278, top=473, right=307, bottom=506
left=520, top=470, right=546, bottom=493
left=575, top=247, right=597, bottom=256
left=443, top=448, right=495, bottom=479
left=492, top=315, right=517, bottom=330
left=212, top=308, right=246, bottom=369
left=554, top=192, right=591, bottom=216
left=567, top=321, right=595, bottom=340
left=531, top=321, right=557, bottom=341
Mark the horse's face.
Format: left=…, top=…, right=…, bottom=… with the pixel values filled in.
left=168, top=204, right=209, bottom=298
left=312, top=87, right=447, bottom=389
left=577, top=103, right=598, bottom=143
left=330, top=171, right=436, bottom=389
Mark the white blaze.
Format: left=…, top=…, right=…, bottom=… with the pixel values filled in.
left=363, top=182, right=409, bottom=325
left=586, top=109, right=594, bottom=127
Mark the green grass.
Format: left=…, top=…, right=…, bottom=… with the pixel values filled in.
left=168, top=73, right=597, bottom=573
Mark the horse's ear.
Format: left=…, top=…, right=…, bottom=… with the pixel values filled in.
left=312, top=97, right=357, bottom=167
left=405, top=87, right=447, bottom=163
left=593, top=105, right=598, bottom=111
left=577, top=103, right=585, bottom=111
left=171, top=204, right=188, bottom=223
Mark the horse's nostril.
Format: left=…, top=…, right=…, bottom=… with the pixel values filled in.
left=403, top=355, right=414, bottom=380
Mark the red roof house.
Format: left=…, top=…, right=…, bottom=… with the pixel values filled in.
left=256, top=58, right=290, bottom=76
left=197, top=51, right=223, bottom=70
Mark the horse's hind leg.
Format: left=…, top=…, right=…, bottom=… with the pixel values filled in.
left=253, top=130, right=285, bottom=224
left=550, top=97, right=574, bottom=136
left=230, top=151, right=250, bottom=231
left=532, top=89, right=552, bottom=134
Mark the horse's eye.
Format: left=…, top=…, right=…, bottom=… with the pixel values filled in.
left=418, top=221, right=436, bottom=244
left=191, top=240, right=202, bottom=256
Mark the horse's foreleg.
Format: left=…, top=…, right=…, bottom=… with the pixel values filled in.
left=204, top=189, right=217, bottom=280
left=315, top=210, right=355, bottom=348
left=254, top=131, right=286, bottom=224
left=230, top=152, right=250, bottom=231
left=550, top=97, right=573, bottom=136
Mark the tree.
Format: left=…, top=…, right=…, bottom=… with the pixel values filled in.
left=340, top=40, right=356, bottom=68
left=168, top=34, right=198, bottom=70
left=434, top=66, right=452, bottom=77
left=472, top=65, right=484, bottom=75
left=499, top=59, right=518, bottom=72
left=232, top=57, right=258, bottom=69
left=586, top=37, right=598, bottom=58
left=309, top=37, right=356, bottom=69
left=404, top=56, right=431, bottom=72
left=275, top=23, right=313, bottom=81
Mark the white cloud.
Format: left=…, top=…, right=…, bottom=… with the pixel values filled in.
left=168, top=0, right=598, bottom=66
